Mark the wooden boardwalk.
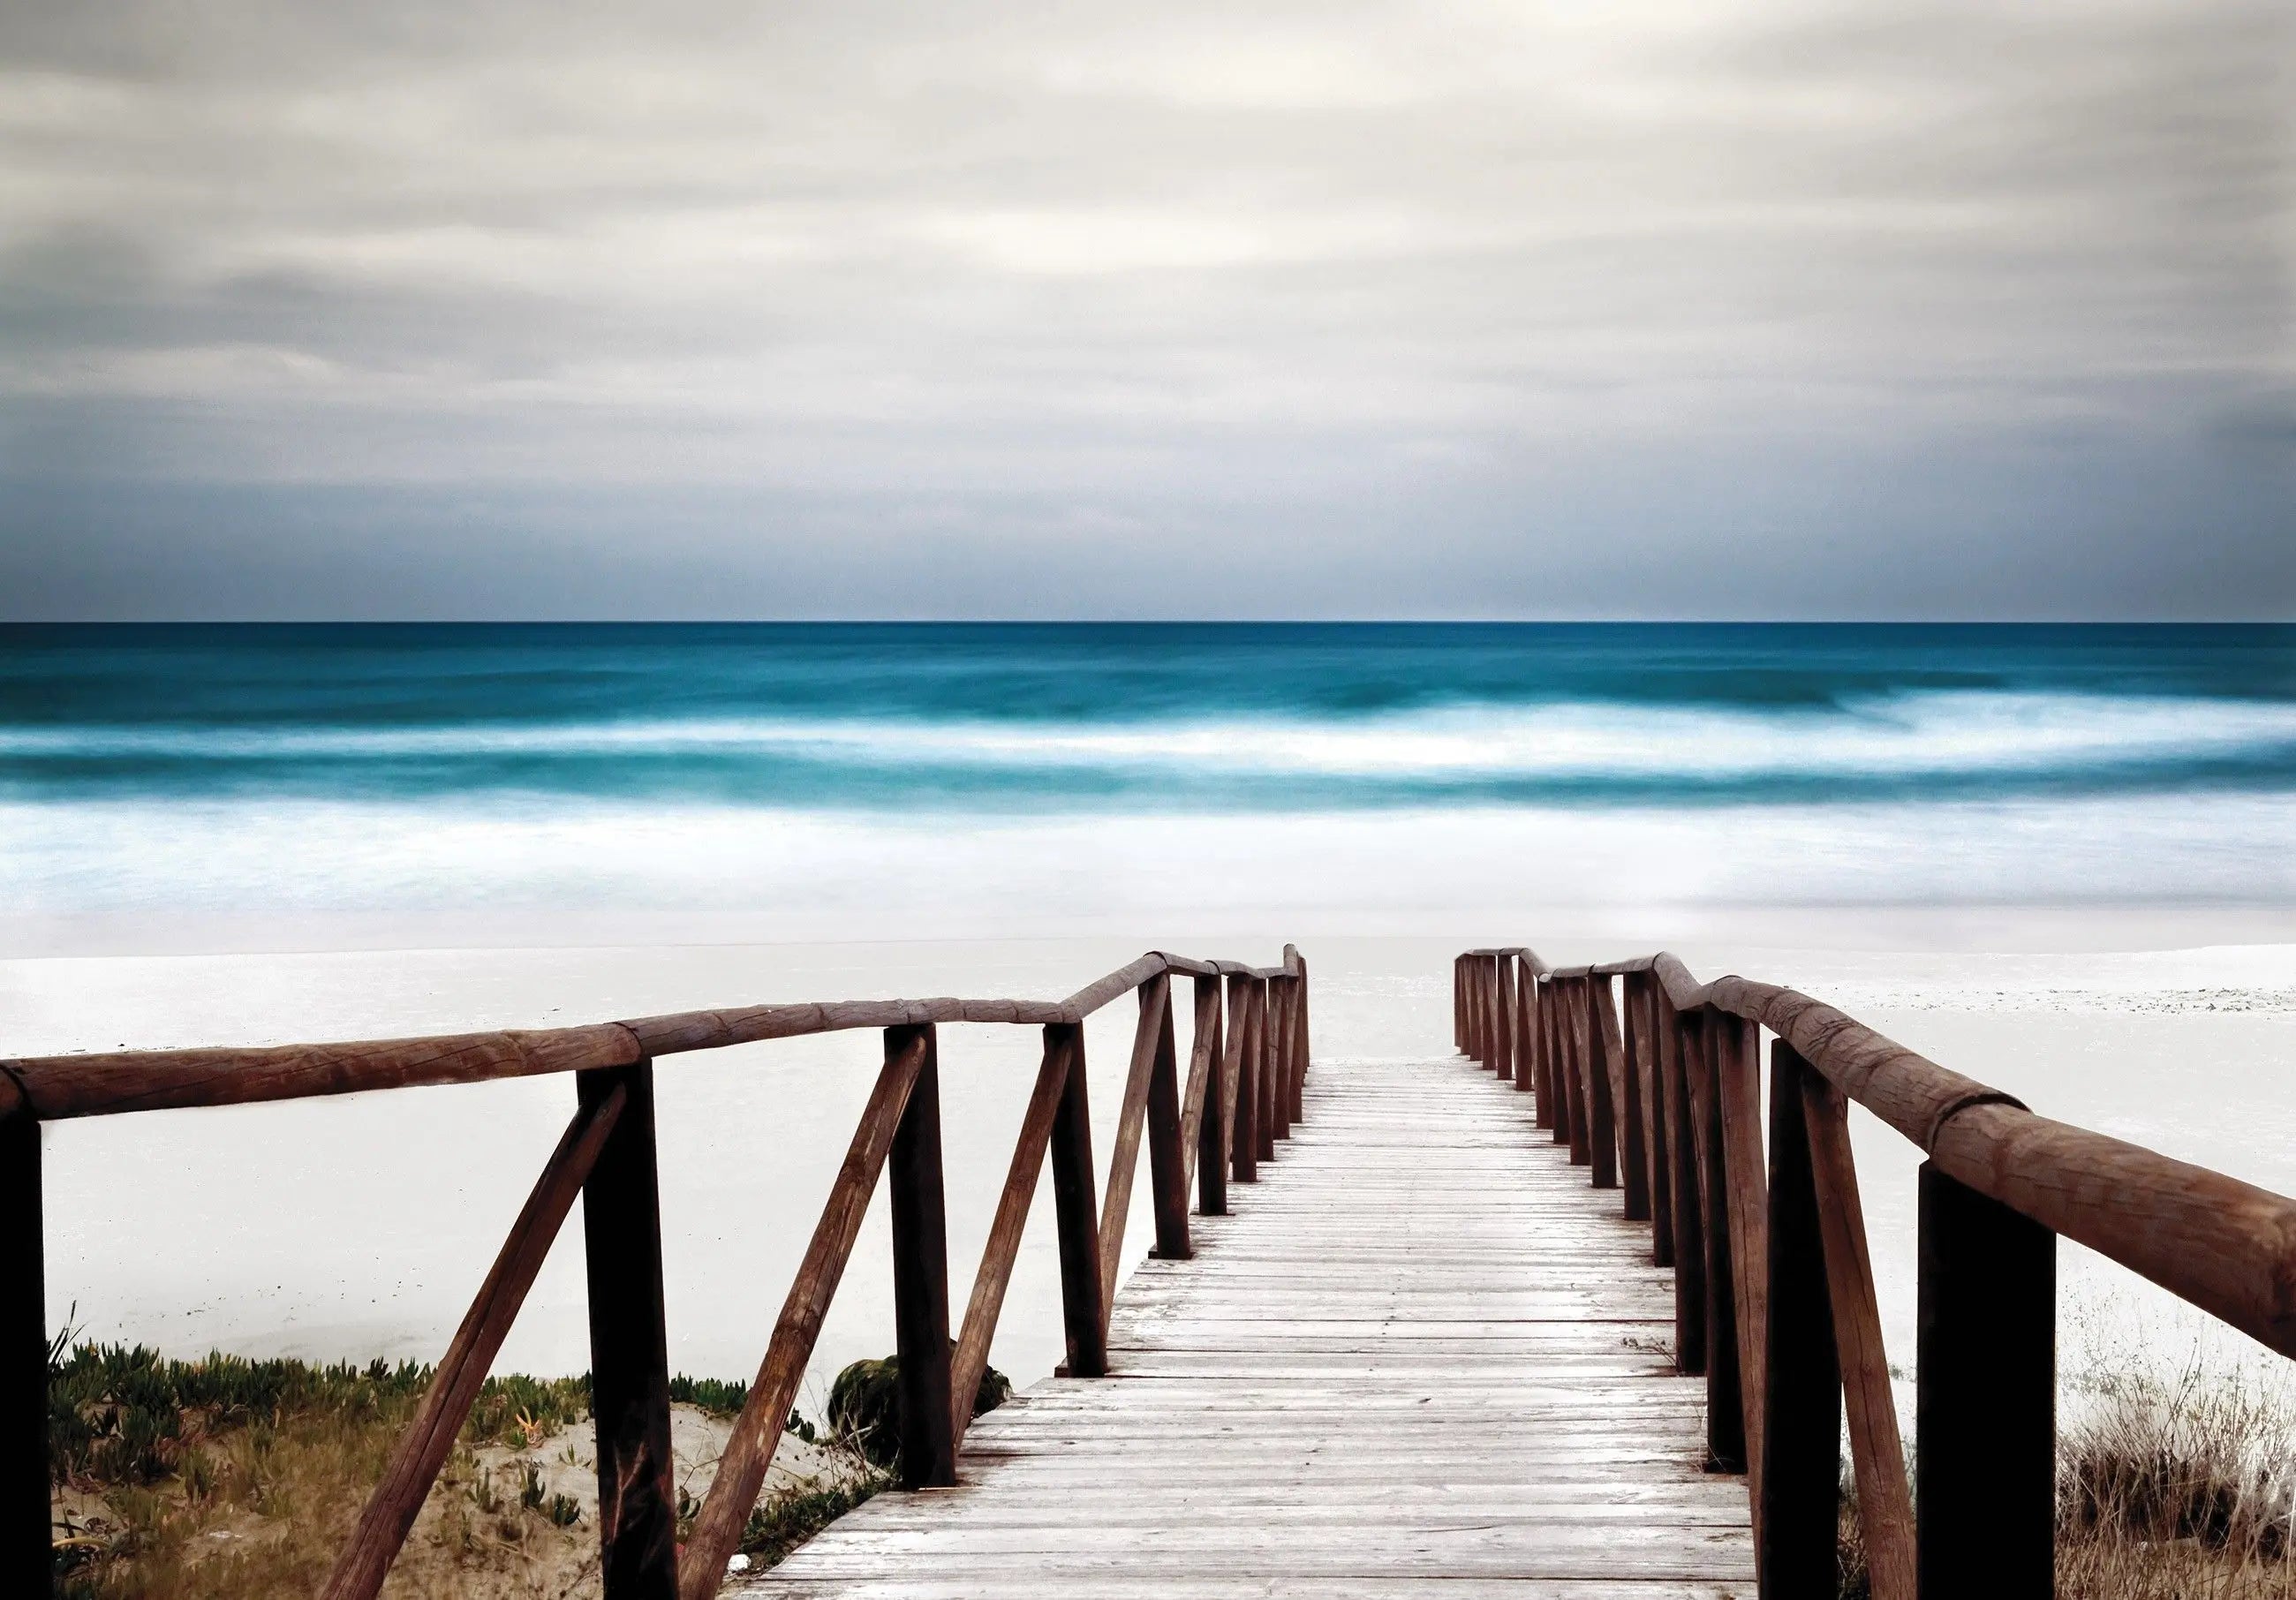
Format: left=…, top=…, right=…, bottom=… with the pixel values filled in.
left=740, top=1054, right=1756, bottom=1597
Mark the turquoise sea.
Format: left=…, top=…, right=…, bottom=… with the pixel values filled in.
left=4, top=623, right=2292, bottom=930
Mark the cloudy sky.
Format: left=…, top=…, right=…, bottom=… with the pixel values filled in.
left=3, top=1, right=2290, bottom=618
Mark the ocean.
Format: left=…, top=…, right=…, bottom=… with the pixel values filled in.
left=4, top=623, right=2292, bottom=940
left=5, top=622, right=2293, bottom=1381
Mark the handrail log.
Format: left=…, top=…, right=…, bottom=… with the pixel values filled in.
left=1500, top=948, right=2296, bottom=1359
left=4, top=951, right=1295, bottom=1121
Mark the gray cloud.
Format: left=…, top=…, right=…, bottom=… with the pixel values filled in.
left=1, top=1, right=2290, bottom=617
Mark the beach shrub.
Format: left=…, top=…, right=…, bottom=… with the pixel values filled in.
left=827, top=1348, right=1011, bottom=1470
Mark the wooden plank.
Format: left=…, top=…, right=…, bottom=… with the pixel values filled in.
left=578, top=1060, right=677, bottom=1599
left=739, top=1055, right=1752, bottom=1597
left=1800, top=1055, right=1914, bottom=1600
left=324, top=1082, right=628, bottom=1600
left=678, top=1035, right=926, bottom=1600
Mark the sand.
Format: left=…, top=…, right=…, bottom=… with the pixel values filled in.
left=5, top=918, right=2292, bottom=1409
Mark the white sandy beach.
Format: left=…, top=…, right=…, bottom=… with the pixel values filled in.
left=7, top=915, right=2293, bottom=1416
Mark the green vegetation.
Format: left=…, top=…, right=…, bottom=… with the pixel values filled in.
left=825, top=1349, right=1010, bottom=1471
left=46, top=1334, right=846, bottom=1598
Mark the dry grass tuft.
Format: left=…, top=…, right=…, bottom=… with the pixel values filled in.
left=47, top=1340, right=861, bottom=1599
left=1830, top=1353, right=2296, bottom=1599
left=2055, top=1359, right=2296, bottom=1600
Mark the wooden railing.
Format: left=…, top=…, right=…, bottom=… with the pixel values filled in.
left=0, top=946, right=1312, bottom=1598
left=1453, top=946, right=2296, bottom=1600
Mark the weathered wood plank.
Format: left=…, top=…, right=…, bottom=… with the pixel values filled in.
left=737, top=1057, right=1752, bottom=1597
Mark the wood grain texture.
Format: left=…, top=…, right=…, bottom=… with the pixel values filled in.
left=324, top=1083, right=628, bottom=1600
left=7, top=950, right=1295, bottom=1120
left=1046, top=1025, right=1108, bottom=1381
left=1594, top=979, right=1646, bottom=1222
left=1659, top=998, right=1705, bottom=1377
left=888, top=1028, right=956, bottom=1491
left=1099, top=977, right=1172, bottom=1325
left=734, top=1057, right=1752, bottom=1598
left=578, top=1061, right=678, bottom=1600
left=1512, top=946, right=2296, bottom=1360
left=1185, top=977, right=1227, bottom=1218
left=1715, top=1018, right=1767, bottom=1490
left=1227, top=977, right=1258, bottom=1186
left=1799, top=1057, right=1913, bottom=1600
left=679, top=1036, right=927, bottom=1600
left=953, top=1033, right=1070, bottom=1447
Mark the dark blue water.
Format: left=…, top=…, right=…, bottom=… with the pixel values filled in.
left=4, top=623, right=2292, bottom=811
left=5, top=623, right=2291, bottom=918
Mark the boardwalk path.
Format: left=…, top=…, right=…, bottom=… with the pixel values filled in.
left=741, top=1055, right=1756, bottom=1597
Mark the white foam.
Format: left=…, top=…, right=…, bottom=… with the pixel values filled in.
left=6, top=690, right=2293, bottom=782
left=4, top=791, right=2290, bottom=933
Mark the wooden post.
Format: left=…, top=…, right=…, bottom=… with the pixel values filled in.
left=578, top=1061, right=677, bottom=1597
left=1570, top=973, right=1589, bottom=1161
left=1917, top=1161, right=2056, bottom=1598
left=1596, top=978, right=1643, bottom=1217
left=887, top=1024, right=955, bottom=1489
left=951, top=1034, right=1074, bottom=1446
left=1689, top=1016, right=1745, bottom=1470
left=1661, top=1000, right=1705, bottom=1375
left=1552, top=977, right=1577, bottom=1150
left=1488, top=955, right=1513, bottom=1083
left=1583, top=980, right=1618, bottom=1189
left=1801, top=1058, right=1915, bottom=1600
left=330, top=1084, right=631, bottom=1600
left=1511, top=960, right=1537, bottom=1097
left=1253, top=980, right=1277, bottom=1165
left=1194, top=976, right=1228, bottom=1217
left=1758, top=1041, right=1839, bottom=1589
left=1144, top=982, right=1191, bottom=1261
left=1635, top=976, right=1674, bottom=1268
left=1453, top=956, right=1465, bottom=1053
left=1718, top=1018, right=1771, bottom=1494
left=0, top=1085, right=42, bottom=1599
left=1269, top=977, right=1295, bottom=1143
left=1287, top=949, right=1310, bottom=1122
left=1045, top=1023, right=1107, bottom=1379
left=1464, top=957, right=1482, bottom=1060
left=1229, top=977, right=1259, bottom=1185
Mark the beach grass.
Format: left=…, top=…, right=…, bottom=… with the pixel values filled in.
left=1832, top=1354, right=2296, bottom=1599
left=46, top=1338, right=872, bottom=1599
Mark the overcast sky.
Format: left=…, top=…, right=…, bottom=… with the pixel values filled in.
left=3, top=1, right=2291, bottom=619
